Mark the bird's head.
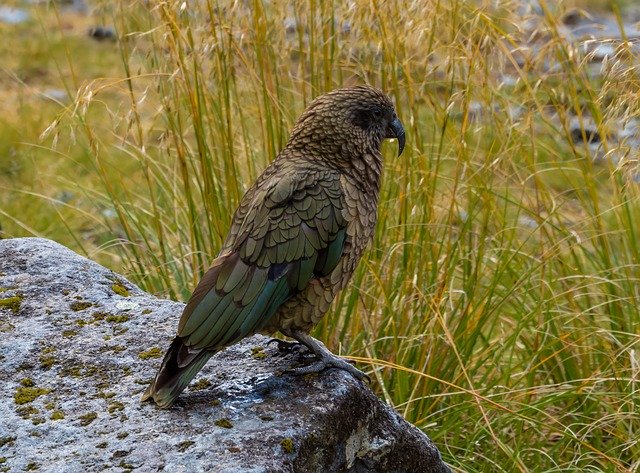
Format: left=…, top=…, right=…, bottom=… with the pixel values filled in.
left=287, top=85, right=405, bottom=160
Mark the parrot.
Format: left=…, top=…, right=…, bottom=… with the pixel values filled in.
left=142, top=85, right=405, bottom=408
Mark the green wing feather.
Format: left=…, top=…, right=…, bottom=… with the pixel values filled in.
left=177, top=169, right=347, bottom=351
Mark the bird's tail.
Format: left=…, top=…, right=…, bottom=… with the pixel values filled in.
left=141, top=337, right=213, bottom=408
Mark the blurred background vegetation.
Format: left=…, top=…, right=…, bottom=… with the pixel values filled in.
left=1, top=0, right=639, bottom=471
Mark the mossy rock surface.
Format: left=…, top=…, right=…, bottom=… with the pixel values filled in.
left=0, top=237, right=449, bottom=473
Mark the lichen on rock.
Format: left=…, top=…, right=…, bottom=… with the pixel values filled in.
left=0, top=294, right=23, bottom=314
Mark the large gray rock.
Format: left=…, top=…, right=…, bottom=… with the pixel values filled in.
left=0, top=238, right=450, bottom=472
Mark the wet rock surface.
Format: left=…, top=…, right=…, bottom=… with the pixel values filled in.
left=0, top=238, right=449, bottom=473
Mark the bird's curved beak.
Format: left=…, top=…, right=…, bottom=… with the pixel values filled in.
left=386, top=116, right=405, bottom=156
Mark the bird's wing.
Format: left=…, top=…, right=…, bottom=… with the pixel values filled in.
left=176, top=168, right=347, bottom=351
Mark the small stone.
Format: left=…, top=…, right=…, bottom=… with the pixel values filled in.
left=0, top=7, right=29, bottom=24
left=88, top=26, right=117, bottom=42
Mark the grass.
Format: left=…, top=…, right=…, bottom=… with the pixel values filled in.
left=1, top=0, right=639, bottom=471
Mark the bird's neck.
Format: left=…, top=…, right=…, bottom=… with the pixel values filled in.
left=282, top=138, right=383, bottom=192
left=347, top=149, right=383, bottom=193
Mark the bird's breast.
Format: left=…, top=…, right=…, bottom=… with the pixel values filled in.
left=340, top=174, right=379, bottom=255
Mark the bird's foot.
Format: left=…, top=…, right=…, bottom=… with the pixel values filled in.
left=287, top=352, right=370, bottom=382
left=287, top=330, right=370, bottom=383
left=266, top=338, right=306, bottom=355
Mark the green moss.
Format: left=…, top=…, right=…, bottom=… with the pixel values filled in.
left=101, top=345, right=126, bottom=353
left=25, top=462, right=39, bottom=471
left=141, top=309, right=152, bottom=315
left=62, top=330, right=78, bottom=338
left=134, top=378, right=152, bottom=385
left=76, top=320, right=87, bottom=327
left=91, top=311, right=111, bottom=322
left=138, top=347, right=162, bottom=359
left=21, top=378, right=34, bottom=387
left=31, top=417, right=45, bottom=425
left=214, top=418, right=233, bottom=429
left=111, top=281, right=130, bottom=297
left=105, top=314, right=129, bottom=323
left=190, top=378, right=212, bottom=391
left=97, top=391, right=116, bottom=399
left=209, top=399, right=220, bottom=407
left=0, top=458, right=5, bottom=464
left=107, top=401, right=124, bottom=413
left=79, top=412, right=97, bottom=426
left=16, top=406, right=38, bottom=419
left=96, top=441, right=108, bottom=449
left=50, top=410, right=65, bottom=420
left=44, top=402, right=55, bottom=410
left=59, top=365, right=82, bottom=377
left=0, top=320, right=15, bottom=333
left=15, top=386, right=50, bottom=405
left=0, top=294, right=23, bottom=313
left=113, top=327, right=128, bottom=336
left=280, top=437, right=294, bottom=454
left=70, top=301, right=93, bottom=312
left=40, top=355, right=56, bottom=369
left=176, top=440, right=194, bottom=452
left=0, top=437, right=16, bottom=448
left=119, top=461, right=134, bottom=470
left=116, top=432, right=129, bottom=439
left=251, top=346, right=267, bottom=360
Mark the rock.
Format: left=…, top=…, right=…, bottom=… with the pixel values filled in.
left=0, top=238, right=450, bottom=473
left=88, top=26, right=117, bottom=42
left=41, top=89, right=68, bottom=103
left=0, top=7, right=29, bottom=25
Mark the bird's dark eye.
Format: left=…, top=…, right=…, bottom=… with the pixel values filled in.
left=353, top=107, right=383, bottom=130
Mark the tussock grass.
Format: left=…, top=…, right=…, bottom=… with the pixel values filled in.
left=2, top=0, right=639, bottom=470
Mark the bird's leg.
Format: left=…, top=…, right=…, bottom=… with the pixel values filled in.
left=266, top=338, right=306, bottom=354
left=286, top=330, right=370, bottom=382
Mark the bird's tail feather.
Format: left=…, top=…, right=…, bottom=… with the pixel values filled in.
left=141, top=337, right=213, bottom=408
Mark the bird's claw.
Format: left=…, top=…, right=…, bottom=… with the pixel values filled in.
left=287, top=354, right=370, bottom=383
left=267, top=338, right=306, bottom=355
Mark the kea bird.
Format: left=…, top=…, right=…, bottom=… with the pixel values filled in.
left=142, top=85, right=405, bottom=408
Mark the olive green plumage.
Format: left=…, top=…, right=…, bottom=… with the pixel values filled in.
left=142, top=85, right=405, bottom=408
